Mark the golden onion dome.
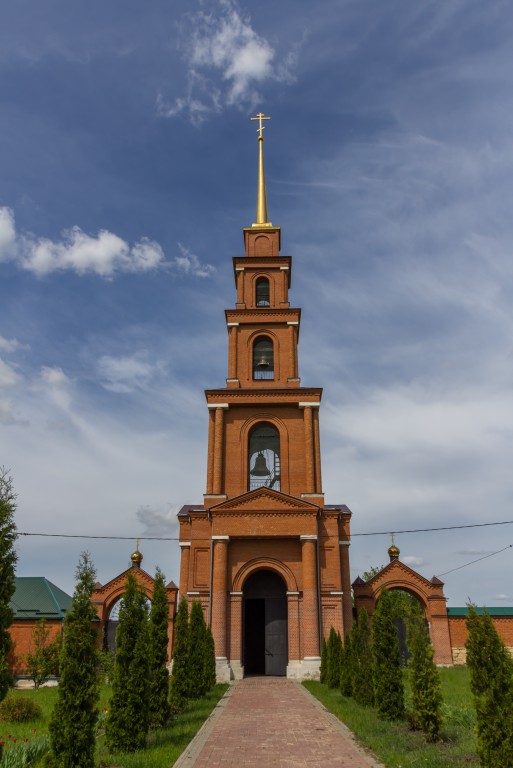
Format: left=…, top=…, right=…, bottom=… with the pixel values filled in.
left=130, top=548, right=143, bottom=567
left=388, top=543, right=400, bottom=560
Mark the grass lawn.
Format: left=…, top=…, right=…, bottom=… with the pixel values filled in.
left=304, top=667, right=478, bottom=767
left=0, top=684, right=228, bottom=767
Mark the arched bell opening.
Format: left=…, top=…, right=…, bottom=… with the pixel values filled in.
left=255, top=277, right=270, bottom=307
left=243, top=570, right=287, bottom=676
left=253, top=335, right=274, bottom=380
left=248, top=422, right=280, bottom=491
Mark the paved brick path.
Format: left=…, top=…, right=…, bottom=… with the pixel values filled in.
left=175, top=678, right=383, bottom=768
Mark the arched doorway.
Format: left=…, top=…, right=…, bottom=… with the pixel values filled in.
left=243, top=570, right=287, bottom=676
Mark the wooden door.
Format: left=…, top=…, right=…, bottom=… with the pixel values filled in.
left=265, top=596, right=287, bottom=676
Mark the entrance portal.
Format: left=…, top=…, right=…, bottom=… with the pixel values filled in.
left=243, top=570, right=287, bottom=676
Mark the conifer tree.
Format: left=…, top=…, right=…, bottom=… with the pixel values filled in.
left=407, top=613, right=442, bottom=741
left=203, top=624, right=216, bottom=692
left=48, top=552, right=100, bottom=768
left=326, top=627, right=342, bottom=689
left=188, top=600, right=208, bottom=699
left=0, top=468, right=17, bottom=710
left=339, top=634, right=353, bottom=697
left=170, top=597, right=189, bottom=710
left=105, top=571, right=150, bottom=752
left=320, top=637, right=327, bottom=684
left=466, top=606, right=513, bottom=766
left=148, top=567, right=170, bottom=728
left=351, top=608, right=374, bottom=707
left=372, top=589, right=405, bottom=720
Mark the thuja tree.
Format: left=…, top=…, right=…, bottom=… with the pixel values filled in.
left=339, top=634, right=353, bottom=697
left=0, top=468, right=17, bottom=709
left=326, top=627, right=342, bottom=689
left=407, top=613, right=442, bottom=741
left=372, top=588, right=405, bottom=720
left=188, top=601, right=208, bottom=699
left=204, top=624, right=216, bottom=692
left=48, top=552, right=100, bottom=768
left=106, top=571, right=150, bottom=752
left=148, top=567, right=170, bottom=728
left=351, top=609, right=374, bottom=707
left=466, top=607, right=513, bottom=766
left=170, top=597, right=189, bottom=710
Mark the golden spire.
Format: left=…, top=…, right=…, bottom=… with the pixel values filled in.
left=250, top=112, right=273, bottom=227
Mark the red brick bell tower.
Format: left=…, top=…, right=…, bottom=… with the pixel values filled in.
left=178, top=115, right=352, bottom=681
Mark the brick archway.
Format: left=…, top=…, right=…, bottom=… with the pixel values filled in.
left=233, top=557, right=298, bottom=593
left=352, top=558, right=453, bottom=665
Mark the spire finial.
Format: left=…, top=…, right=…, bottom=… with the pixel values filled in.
left=388, top=532, right=400, bottom=562
left=131, top=538, right=143, bottom=567
left=250, top=112, right=273, bottom=228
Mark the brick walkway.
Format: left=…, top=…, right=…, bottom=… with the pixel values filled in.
left=175, top=678, right=383, bottom=768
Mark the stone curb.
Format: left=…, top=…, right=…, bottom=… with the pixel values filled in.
left=173, top=684, right=235, bottom=768
left=297, top=683, right=384, bottom=767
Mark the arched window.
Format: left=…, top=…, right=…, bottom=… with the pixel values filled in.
left=253, top=336, right=274, bottom=380
left=248, top=423, right=280, bottom=491
left=255, top=277, right=270, bottom=307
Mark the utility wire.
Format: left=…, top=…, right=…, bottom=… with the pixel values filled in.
left=17, top=517, right=513, bottom=542
left=437, top=544, right=513, bottom=577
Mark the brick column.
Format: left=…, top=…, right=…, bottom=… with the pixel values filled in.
left=229, top=592, right=244, bottom=679
left=236, top=267, right=244, bottom=304
left=312, top=408, right=322, bottom=493
left=211, top=535, right=229, bottom=658
left=288, top=323, right=295, bottom=378
left=339, top=541, right=353, bottom=635
left=212, top=406, right=226, bottom=495
left=206, top=409, right=215, bottom=494
left=303, top=406, right=315, bottom=493
left=287, top=591, right=300, bottom=662
left=178, top=542, right=191, bottom=598
left=301, top=535, right=320, bottom=659
left=227, top=324, right=238, bottom=379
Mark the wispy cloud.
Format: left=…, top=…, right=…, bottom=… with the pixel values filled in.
left=158, top=0, right=296, bottom=124
left=136, top=503, right=180, bottom=536
left=174, top=243, right=215, bottom=277
left=96, top=354, right=159, bottom=394
left=403, top=556, right=426, bottom=568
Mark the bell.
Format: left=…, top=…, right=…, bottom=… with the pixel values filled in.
left=257, top=356, right=269, bottom=368
left=251, top=451, right=270, bottom=476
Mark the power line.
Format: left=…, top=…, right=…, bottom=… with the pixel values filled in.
left=16, top=517, right=513, bottom=541
left=437, top=544, right=513, bottom=577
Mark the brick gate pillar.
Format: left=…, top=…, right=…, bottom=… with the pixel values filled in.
left=301, top=534, right=321, bottom=677
left=302, top=406, right=315, bottom=493
left=211, top=535, right=231, bottom=682
left=229, top=591, right=244, bottom=680
left=178, top=542, right=191, bottom=598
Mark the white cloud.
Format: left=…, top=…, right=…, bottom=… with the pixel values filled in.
left=0, top=336, right=28, bottom=353
left=0, top=207, right=166, bottom=278
left=0, top=357, right=20, bottom=388
left=174, top=243, right=215, bottom=277
left=136, top=503, right=180, bottom=536
left=159, top=0, right=296, bottom=123
left=96, top=354, right=157, bottom=393
left=403, top=556, right=426, bottom=568
left=40, top=366, right=70, bottom=387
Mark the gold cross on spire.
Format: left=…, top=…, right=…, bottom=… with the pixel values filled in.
left=250, top=112, right=270, bottom=139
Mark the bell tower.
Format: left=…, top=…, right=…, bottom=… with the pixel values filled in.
left=178, top=116, right=352, bottom=681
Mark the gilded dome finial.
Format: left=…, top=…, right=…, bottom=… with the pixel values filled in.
left=388, top=532, right=400, bottom=561
left=250, top=112, right=273, bottom=228
left=131, top=538, right=143, bottom=568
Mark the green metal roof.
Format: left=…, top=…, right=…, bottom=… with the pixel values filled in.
left=10, top=577, right=72, bottom=620
left=447, top=607, right=513, bottom=616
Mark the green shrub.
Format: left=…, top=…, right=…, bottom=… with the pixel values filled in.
left=0, top=696, right=42, bottom=722
left=407, top=613, right=442, bottom=741
left=148, top=567, right=170, bottom=728
left=170, top=598, right=189, bottom=710
left=326, top=627, right=342, bottom=689
left=339, top=634, right=353, bottom=697
left=351, top=609, right=374, bottom=707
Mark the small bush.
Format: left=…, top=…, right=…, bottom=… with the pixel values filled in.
left=0, top=696, right=42, bottom=722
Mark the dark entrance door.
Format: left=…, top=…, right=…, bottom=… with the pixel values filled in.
left=243, top=570, right=288, bottom=676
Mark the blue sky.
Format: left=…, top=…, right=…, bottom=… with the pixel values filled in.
left=1, top=0, right=513, bottom=605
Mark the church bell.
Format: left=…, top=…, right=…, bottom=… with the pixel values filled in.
left=251, top=451, right=270, bottom=476
left=257, top=356, right=269, bottom=368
